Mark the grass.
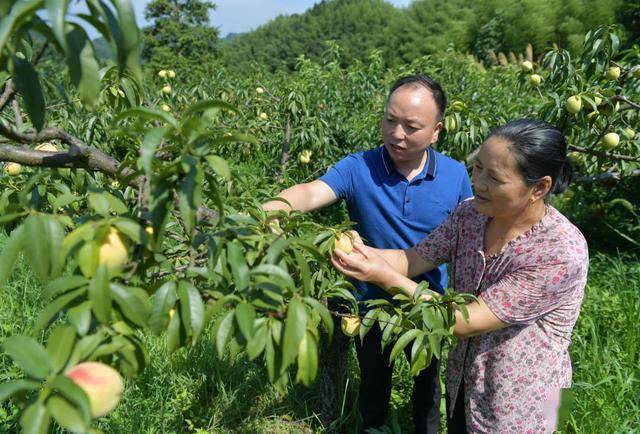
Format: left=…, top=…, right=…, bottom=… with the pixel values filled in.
left=0, top=241, right=638, bottom=433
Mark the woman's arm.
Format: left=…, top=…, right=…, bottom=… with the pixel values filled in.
left=347, top=232, right=436, bottom=278
left=332, top=247, right=507, bottom=339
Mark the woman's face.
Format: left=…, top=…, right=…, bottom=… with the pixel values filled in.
left=472, top=136, right=538, bottom=218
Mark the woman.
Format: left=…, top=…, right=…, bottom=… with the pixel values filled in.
left=332, top=119, right=588, bottom=433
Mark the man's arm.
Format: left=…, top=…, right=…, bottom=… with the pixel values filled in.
left=262, top=179, right=338, bottom=213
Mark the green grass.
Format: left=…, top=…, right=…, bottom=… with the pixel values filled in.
left=1, top=245, right=638, bottom=433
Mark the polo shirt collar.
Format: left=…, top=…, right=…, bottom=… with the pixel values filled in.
left=381, top=146, right=437, bottom=181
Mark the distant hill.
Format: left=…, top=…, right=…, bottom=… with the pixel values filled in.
left=218, top=0, right=625, bottom=73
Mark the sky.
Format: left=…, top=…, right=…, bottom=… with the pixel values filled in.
left=70, top=0, right=414, bottom=38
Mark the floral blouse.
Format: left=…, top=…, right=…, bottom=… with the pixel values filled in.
left=414, top=200, right=589, bottom=433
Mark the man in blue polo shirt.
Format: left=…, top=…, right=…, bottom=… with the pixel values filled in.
left=263, top=74, right=472, bottom=433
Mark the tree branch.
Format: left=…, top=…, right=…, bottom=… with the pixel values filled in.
left=574, top=169, right=640, bottom=183
left=0, top=121, right=142, bottom=186
left=569, top=144, right=640, bottom=162
left=612, top=95, right=640, bottom=111
left=0, top=80, right=16, bottom=111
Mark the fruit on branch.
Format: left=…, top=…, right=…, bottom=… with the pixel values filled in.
left=256, top=86, right=265, bottom=94
left=4, top=162, right=23, bottom=175
left=167, top=70, right=176, bottom=79
left=529, top=74, right=541, bottom=86
left=586, top=110, right=599, bottom=120
left=593, top=96, right=603, bottom=106
left=521, top=60, right=533, bottom=72
left=259, top=112, right=268, bottom=120
left=65, top=362, right=124, bottom=418
left=445, top=115, right=457, bottom=132
left=623, top=128, right=636, bottom=140
left=606, top=66, right=620, bottom=80
left=451, top=100, right=465, bottom=112
left=600, top=132, right=620, bottom=150
left=634, top=66, right=640, bottom=78
left=161, top=85, right=172, bottom=95
left=158, top=70, right=167, bottom=78
left=98, top=228, right=128, bottom=269
left=334, top=232, right=354, bottom=254
left=299, top=150, right=312, bottom=164
left=35, top=142, right=58, bottom=152
left=161, top=104, right=171, bottom=112
left=565, top=95, right=582, bottom=114
left=341, top=315, right=361, bottom=337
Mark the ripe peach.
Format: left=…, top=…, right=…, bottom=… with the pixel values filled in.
left=66, top=362, right=124, bottom=418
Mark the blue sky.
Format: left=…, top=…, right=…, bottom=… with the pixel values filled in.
left=71, top=0, right=414, bottom=38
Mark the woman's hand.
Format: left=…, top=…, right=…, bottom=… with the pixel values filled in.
left=331, top=240, right=394, bottom=288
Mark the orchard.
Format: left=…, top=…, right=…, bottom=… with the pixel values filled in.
left=0, top=1, right=639, bottom=433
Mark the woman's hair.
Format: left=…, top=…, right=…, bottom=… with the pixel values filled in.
left=488, top=119, right=572, bottom=196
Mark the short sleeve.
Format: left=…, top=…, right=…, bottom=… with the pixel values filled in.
left=481, top=259, right=587, bottom=325
left=412, top=202, right=463, bottom=266
left=319, top=154, right=357, bottom=200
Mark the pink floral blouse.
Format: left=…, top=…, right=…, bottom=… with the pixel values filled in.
left=414, top=200, right=589, bottom=433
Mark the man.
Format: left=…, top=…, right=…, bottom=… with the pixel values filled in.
left=263, top=75, right=472, bottom=433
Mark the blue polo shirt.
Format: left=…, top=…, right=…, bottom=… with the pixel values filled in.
left=320, top=145, right=472, bottom=303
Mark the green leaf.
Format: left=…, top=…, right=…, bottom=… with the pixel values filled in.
left=49, top=375, right=91, bottom=427
left=110, top=283, right=150, bottom=327
left=112, top=0, right=141, bottom=81
left=113, top=218, right=140, bottom=243
left=182, top=99, right=239, bottom=119
left=177, top=156, right=203, bottom=236
left=13, top=55, right=45, bottom=131
left=389, top=329, right=422, bottom=364
left=205, top=155, right=231, bottom=180
left=149, top=281, right=177, bottom=335
left=215, top=310, right=235, bottom=358
left=227, top=241, right=249, bottom=291
left=178, top=280, right=205, bottom=343
left=296, top=331, right=318, bottom=386
left=0, top=379, right=41, bottom=403
left=0, top=0, right=44, bottom=55
left=166, top=308, right=185, bottom=353
left=46, top=0, right=69, bottom=53
left=235, top=302, right=256, bottom=340
left=281, top=297, right=307, bottom=371
left=87, top=192, right=110, bottom=216
left=427, top=332, right=443, bottom=360
left=115, top=107, right=177, bottom=129
left=0, top=226, right=25, bottom=288
left=140, top=126, right=169, bottom=177
left=33, top=287, right=85, bottom=334
left=89, top=266, right=111, bottom=324
left=3, top=336, right=51, bottom=380
left=45, top=325, right=76, bottom=374
left=20, top=401, right=51, bottom=434
left=294, top=249, right=312, bottom=296
left=22, top=215, right=65, bottom=282
left=67, top=301, right=92, bottom=336
left=303, top=297, right=333, bottom=337
left=246, top=320, right=268, bottom=360
left=104, top=193, right=128, bottom=215
left=66, top=25, right=100, bottom=108
left=47, top=395, right=88, bottom=433
left=250, top=264, right=294, bottom=288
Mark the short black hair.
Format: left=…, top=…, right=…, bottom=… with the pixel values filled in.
left=387, top=74, right=447, bottom=122
left=489, top=119, right=572, bottom=197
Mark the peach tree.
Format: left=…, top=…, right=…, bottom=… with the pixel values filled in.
left=0, top=2, right=471, bottom=432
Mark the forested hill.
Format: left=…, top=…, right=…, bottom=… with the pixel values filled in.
left=219, top=0, right=632, bottom=72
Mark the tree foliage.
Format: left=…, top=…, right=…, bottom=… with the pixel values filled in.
left=219, top=0, right=627, bottom=72
left=141, top=0, right=218, bottom=71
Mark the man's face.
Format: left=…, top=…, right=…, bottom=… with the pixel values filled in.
left=381, top=85, right=442, bottom=165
